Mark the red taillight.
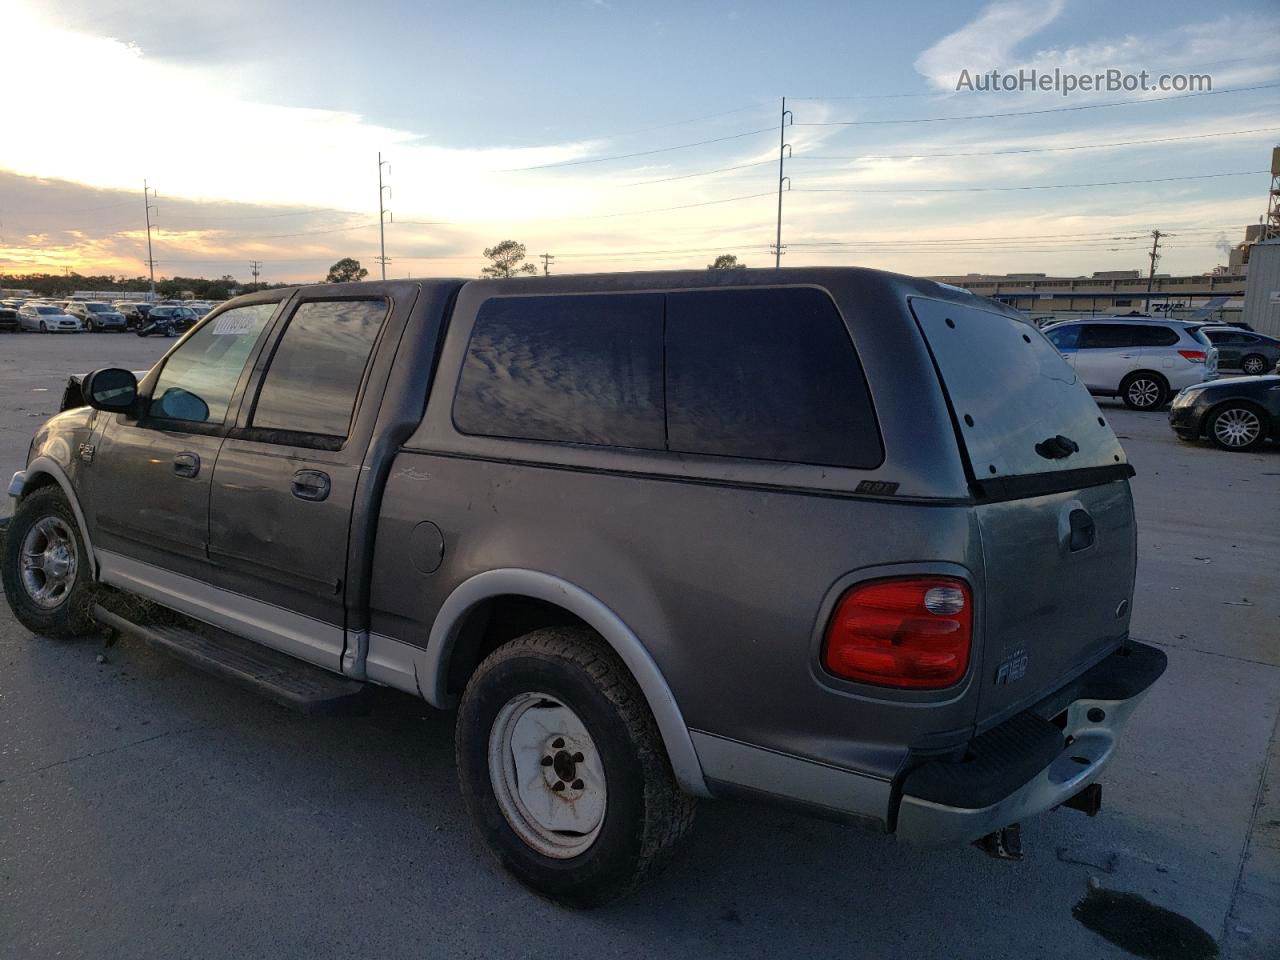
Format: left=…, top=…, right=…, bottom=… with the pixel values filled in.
left=1178, top=350, right=1206, bottom=363
left=821, top=577, right=972, bottom=689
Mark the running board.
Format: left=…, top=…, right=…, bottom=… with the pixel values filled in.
left=92, top=604, right=368, bottom=715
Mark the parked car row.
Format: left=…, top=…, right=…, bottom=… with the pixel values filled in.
left=0, top=300, right=200, bottom=334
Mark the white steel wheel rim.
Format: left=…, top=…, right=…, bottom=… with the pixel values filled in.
left=1242, top=357, right=1265, bottom=374
left=19, top=516, right=78, bottom=609
left=488, top=692, right=607, bottom=859
left=1214, top=408, right=1261, bottom=447
left=1128, top=379, right=1160, bottom=408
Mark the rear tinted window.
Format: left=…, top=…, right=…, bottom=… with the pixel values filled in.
left=1135, top=325, right=1179, bottom=346
left=910, top=298, right=1125, bottom=479
left=453, top=294, right=665, bottom=449
left=665, top=288, right=880, bottom=468
left=251, top=299, right=387, bottom=437
left=1079, top=324, right=1145, bottom=348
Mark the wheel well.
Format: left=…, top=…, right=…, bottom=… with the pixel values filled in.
left=1123, top=369, right=1169, bottom=389
left=445, top=594, right=592, bottom=697
left=19, top=472, right=59, bottom=500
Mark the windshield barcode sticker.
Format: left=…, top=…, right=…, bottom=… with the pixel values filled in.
left=212, top=314, right=254, bottom=335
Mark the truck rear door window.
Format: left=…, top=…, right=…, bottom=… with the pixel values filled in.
left=664, top=288, right=881, bottom=468
left=251, top=299, right=387, bottom=438
left=453, top=294, right=665, bottom=449
left=910, top=298, right=1126, bottom=479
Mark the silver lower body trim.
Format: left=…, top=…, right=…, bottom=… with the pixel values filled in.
left=96, top=549, right=344, bottom=673
left=691, top=730, right=891, bottom=827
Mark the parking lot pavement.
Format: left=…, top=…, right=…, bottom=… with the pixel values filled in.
left=0, top=346, right=1277, bottom=957
left=0, top=332, right=172, bottom=518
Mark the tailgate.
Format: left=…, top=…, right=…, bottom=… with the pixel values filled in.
left=909, top=296, right=1136, bottom=726
left=974, top=482, right=1135, bottom=722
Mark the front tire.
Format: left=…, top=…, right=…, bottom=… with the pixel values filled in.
left=456, top=627, right=695, bottom=908
left=1207, top=403, right=1267, bottom=452
left=1, top=486, right=97, bottom=637
left=1121, top=372, right=1168, bottom=411
left=1241, top=354, right=1267, bottom=376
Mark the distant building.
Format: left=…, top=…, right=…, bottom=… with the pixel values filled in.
left=934, top=270, right=1246, bottom=323
left=1242, top=237, right=1280, bottom=337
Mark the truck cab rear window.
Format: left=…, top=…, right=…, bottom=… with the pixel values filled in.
left=452, top=294, right=666, bottom=449
left=664, top=288, right=881, bottom=468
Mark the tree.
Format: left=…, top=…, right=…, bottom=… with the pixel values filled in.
left=708, top=254, right=747, bottom=270
left=481, top=240, right=538, bottom=279
left=326, top=258, right=368, bottom=283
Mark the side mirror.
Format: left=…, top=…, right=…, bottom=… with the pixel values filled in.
left=83, top=368, right=139, bottom=414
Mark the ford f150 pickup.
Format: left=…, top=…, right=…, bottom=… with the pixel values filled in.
left=3, top=268, right=1165, bottom=906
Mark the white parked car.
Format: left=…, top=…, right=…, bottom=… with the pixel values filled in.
left=18, top=303, right=82, bottom=333
left=1042, top=318, right=1217, bottom=410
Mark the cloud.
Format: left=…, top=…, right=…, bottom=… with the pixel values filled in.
left=915, top=0, right=1069, bottom=91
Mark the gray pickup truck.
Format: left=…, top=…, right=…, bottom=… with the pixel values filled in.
left=3, top=269, right=1165, bottom=906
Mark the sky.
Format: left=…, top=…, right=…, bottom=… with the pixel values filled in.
left=1, top=0, right=1278, bottom=284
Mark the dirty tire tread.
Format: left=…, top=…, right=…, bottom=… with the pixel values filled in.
left=1, top=486, right=96, bottom=637
left=456, top=627, right=696, bottom=907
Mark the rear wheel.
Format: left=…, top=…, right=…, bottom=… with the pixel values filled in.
left=456, top=627, right=695, bottom=908
left=1, top=486, right=97, bottom=637
left=1121, top=372, right=1168, bottom=411
left=1240, top=354, right=1267, bottom=376
left=1207, top=403, right=1267, bottom=452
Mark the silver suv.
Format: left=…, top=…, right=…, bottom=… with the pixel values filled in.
left=1043, top=317, right=1216, bottom=410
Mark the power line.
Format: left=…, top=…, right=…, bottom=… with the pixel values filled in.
left=794, top=126, right=1280, bottom=162
left=794, top=170, right=1267, bottom=194
left=794, top=82, right=1280, bottom=127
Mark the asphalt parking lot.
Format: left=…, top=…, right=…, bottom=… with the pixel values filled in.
left=0, top=331, right=1277, bottom=959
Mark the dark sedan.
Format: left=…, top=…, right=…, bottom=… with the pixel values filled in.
left=1169, top=375, right=1280, bottom=451
left=1200, top=327, right=1280, bottom=376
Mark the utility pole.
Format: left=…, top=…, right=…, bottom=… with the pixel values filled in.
left=1146, top=230, right=1164, bottom=293
left=377, top=152, right=392, bottom=280
left=143, top=180, right=158, bottom=301
left=540, top=253, right=555, bottom=276
left=774, top=96, right=793, bottom=268
left=249, top=260, right=262, bottom=286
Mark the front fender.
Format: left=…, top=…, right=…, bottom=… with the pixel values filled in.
left=14, top=456, right=99, bottom=580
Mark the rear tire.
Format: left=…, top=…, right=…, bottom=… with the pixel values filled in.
left=1240, top=354, right=1267, bottom=376
left=1, top=486, right=97, bottom=637
left=1120, top=372, right=1168, bottom=411
left=1207, top=402, right=1267, bottom=452
left=456, top=627, right=695, bottom=908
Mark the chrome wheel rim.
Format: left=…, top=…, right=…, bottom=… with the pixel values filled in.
left=19, top=516, right=78, bottom=609
left=1214, top=408, right=1261, bottom=448
left=1127, top=378, right=1161, bottom=408
left=488, top=692, right=607, bottom=859
left=1242, top=357, right=1265, bottom=375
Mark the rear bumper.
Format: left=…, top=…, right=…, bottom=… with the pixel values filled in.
left=895, top=640, right=1166, bottom=844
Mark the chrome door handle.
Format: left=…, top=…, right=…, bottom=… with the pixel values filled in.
left=173, top=452, right=200, bottom=478
left=290, top=469, right=331, bottom=502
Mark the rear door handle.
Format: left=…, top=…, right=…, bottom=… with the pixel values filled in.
left=290, top=469, right=331, bottom=502
left=173, top=452, right=200, bottom=478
